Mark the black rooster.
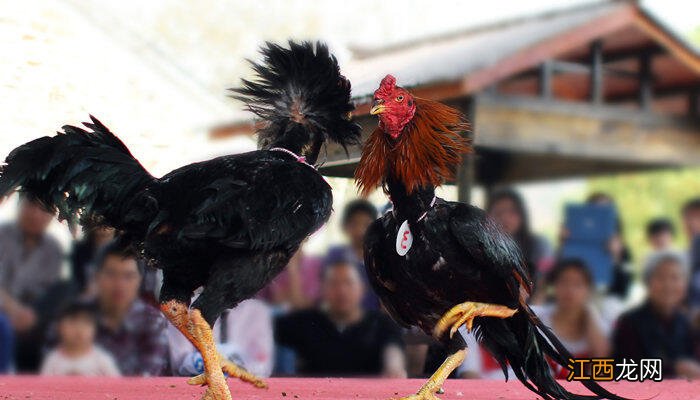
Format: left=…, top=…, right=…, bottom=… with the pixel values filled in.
left=355, top=75, right=628, bottom=400
left=0, top=42, right=360, bottom=400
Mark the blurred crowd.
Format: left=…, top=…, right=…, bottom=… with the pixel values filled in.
left=1, top=189, right=700, bottom=381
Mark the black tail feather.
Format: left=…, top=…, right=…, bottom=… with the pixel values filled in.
left=231, top=41, right=361, bottom=160
left=477, top=306, right=632, bottom=400
left=535, top=314, right=634, bottom=400
left=0, top=116, right=155, bottom=234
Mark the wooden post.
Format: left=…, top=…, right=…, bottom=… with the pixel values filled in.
left=539, top=60, right=553, bottom=99
left=638, top=51, right=653, bottom=111
left=457, top=98, right=476, bottom=204
left=590, top=40, right=604, bottom=104
left=485, top=83, right=498, bottom=95
left=689, top=87, right=700, bottom=117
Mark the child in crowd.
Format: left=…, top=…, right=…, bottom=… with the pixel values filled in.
left=40, top=301, right=120, bottom=376
left=646, top=218, right=676, bottom=252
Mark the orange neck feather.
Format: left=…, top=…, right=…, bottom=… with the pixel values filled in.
left=355, top=98, right=471, bottom=196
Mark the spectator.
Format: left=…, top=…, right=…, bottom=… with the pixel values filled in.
left=0, top=196, right=63, bottom=371
left=612, top=251, right=700, bottom=379
left=258, top=244, right=322, bottom=311
left=0, top=312, right=12, bottom=373
left=533, top=259, right=610, bottom=378
left=168, top=298, right=273, bottom=378
left=326, top=199, right=380, bottom=310
left=646, top=218, right=676, bottom=252
left=40, top=300, right=119, bottom=376
left=70, top=226, right=116, bottom=294
left=682, top=198, right=700, bottom=240
left=91, top=243, right=169, bottom=376
left=275, top=260, right=405, bottom=377
left=487, top=189, right=553, bottom=303
left=682, top=198, right=700, bottom=309
left=0, top=196, right=62, bottom=307
left=0, top=197, right=62, bottom=323
left=586, top=192, right=633, bottom=299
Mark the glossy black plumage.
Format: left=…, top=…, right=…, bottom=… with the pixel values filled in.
left=232, top=41, right=359, bottom=163
left=365, top=177, right=628, bottom=400
left=0, top=41, right=360, bottom=325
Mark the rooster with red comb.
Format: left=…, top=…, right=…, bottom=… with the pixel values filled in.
left=356, top=75, right=629, bottom=400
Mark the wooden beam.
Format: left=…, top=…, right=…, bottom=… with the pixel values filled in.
left=517, top=59, right=641, bottom=83
left=573, top=44, right=664, bottom=64
left=476, top=148, right=665, bottom=185
left=590, top=40, right=604, bottom=104
left=555, top=60, right=638, bottom=79
left=474, top=94, right=700, bottom=166
left=633, top=9, right=700, bottom=74
left=607, top=80, right=700, bottom=102
left=638, top=51, right=654, bottom=111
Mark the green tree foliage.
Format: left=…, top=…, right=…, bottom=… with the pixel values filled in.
left=690, top=26, right=700, bottom=46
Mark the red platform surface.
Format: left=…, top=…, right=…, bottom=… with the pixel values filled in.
left=0, top=377, right=696, bottom=400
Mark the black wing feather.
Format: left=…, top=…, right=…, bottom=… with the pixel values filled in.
left=448, top=204, right=532, bottom=300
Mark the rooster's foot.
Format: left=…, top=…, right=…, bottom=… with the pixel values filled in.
left=433, top=301, right=517, bottom=339
left=187, top=370, right=231, bottom=400
left=188, top=356, right=267, bottom=389
left=392, top=350, right=466, bottom=400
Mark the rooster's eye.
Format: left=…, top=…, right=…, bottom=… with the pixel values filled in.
left=396, top=95, right=404, bottom=102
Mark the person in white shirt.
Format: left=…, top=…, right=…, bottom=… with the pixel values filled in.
left=167, top=297, right=273, bottom=378
left=41, top=301, right=120, bottom=376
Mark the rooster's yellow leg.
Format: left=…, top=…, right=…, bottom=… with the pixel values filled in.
left=433, top=301, right=517, bottom=339
left=160, top=300, right=230, bottom=400
left=394, top=349, right=467, bottom=400
left=161, top=300, right=268, bottom=392
left=160, top=300, right=194, bottom=341
left=189, top=309, right=231, bottom=400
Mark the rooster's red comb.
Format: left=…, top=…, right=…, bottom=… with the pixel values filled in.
left=380, top=74, right=396, bottom=90
left=375, top=74, right=397, bottom=98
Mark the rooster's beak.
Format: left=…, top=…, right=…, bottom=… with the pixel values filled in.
left=370, top=104, right=385, bottom=115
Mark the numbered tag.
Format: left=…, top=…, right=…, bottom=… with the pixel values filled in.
left=396, top=220, right=413, bottom=256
